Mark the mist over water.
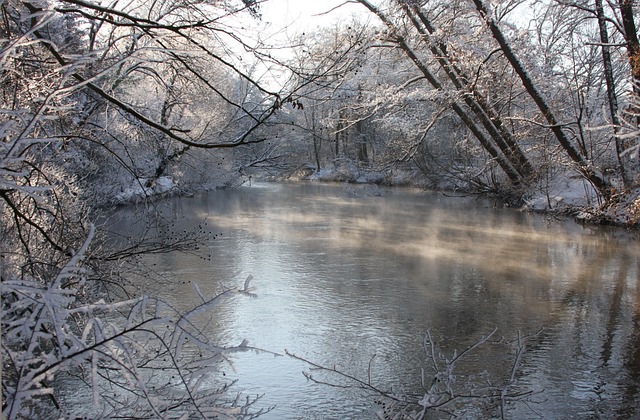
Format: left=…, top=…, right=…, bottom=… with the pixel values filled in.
left=111, top=182, right=640, bottom=418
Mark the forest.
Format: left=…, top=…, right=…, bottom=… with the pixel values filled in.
left=1, top=0, right=640, bottom=418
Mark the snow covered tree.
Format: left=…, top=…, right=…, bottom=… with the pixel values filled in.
left=353, top=0, right=531, bottom=189
left=469, top=0, right=611, bottom=196
left=337, top=0, right=640, bottom=205
left=1, top=0, right=283, bottom=417
left=261, top=21, right=379, bottom=179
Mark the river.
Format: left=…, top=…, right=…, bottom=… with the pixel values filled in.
left=106, top=182, right=640, bottom=418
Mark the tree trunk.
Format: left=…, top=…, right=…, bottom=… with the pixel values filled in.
left=356, top=0, right=523, bottom=185
left=596, top=0, right=630, bottom=187
left=618, top=0, right=640, bottom=137
left=335, top=115, right=342, bottom=157
left=471, top=0, right=610, bottom=197
left=356, top=119, right=369, bottom=165
left=404, top=4, right=534, bottom=183
left=311, top=109, right=322, bottom=172
left=619, top=0, right=640, bottom=85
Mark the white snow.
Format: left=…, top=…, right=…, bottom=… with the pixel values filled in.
left=113, top=176, right=175, bottom=203
left=524, top=175, right=599, bottom=211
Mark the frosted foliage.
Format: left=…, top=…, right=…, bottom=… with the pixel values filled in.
left=276, top=0, right=640, bottom=214
left=2, top=226, right=264, bottom=419
left=1, top=1, right=274, bottom=418
left=1, top=0, right=282, bottom=208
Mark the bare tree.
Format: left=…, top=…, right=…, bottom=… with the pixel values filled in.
left=0, top=0, right=286, bottom=417
left=470, top=0, right=611, bottom=196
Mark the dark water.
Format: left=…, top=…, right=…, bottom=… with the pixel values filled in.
left=110, top=182, right=640, bottom=418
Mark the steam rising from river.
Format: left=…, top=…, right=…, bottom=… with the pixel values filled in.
left=100, top=182, right=640, bottom=418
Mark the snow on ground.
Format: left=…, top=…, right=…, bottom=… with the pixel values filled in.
left=524, top=176, right=600, bottom=211
left=524, top=174, right=640, bottom=226
left=113, top=176, right=175, bottom=203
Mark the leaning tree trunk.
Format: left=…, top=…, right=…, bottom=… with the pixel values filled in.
left=596, top=0, right=630, bottom=187
left=471, top=0, right=611, bottom=197
left=356, top=0, right=524, bottom=185
left=402, top=3, right=534, bottom=183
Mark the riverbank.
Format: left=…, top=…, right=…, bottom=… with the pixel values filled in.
left=101, top=163, right=640, bottom=230
left=273, top=164, right=640, bottom=230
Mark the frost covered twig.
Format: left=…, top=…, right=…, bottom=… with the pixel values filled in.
left=1, top=224, right=268, bottom=419
left=285, top=350, right=403, bottom=402
left=288, top=328, right=542, bottom=419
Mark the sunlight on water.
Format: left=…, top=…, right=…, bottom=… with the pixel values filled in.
left=103, top=182, right=639, bottom=418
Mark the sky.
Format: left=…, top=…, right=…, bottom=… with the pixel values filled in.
left=230, top=0, right=371, bottom=88
left=259, top=0, right=369, bottom=36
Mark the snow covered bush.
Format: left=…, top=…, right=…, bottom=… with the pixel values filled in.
left=2, top=225, right=266, bottom=419
left=1, top=0, right=276, bottom=417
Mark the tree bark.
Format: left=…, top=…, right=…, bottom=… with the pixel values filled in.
left=619, top=0, right=640, bottom=85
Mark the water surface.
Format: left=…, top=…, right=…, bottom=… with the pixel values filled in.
left=116, top=182, right=640, bottom=418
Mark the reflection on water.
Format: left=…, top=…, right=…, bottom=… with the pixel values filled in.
left=114, top=182, right=639, bottom=418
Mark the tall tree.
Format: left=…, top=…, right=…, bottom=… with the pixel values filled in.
left=356, top=0, right=525, bottom=186
left=595, top=0, right=630, bottom=186
left=470, top=0, right=611, bottom=196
